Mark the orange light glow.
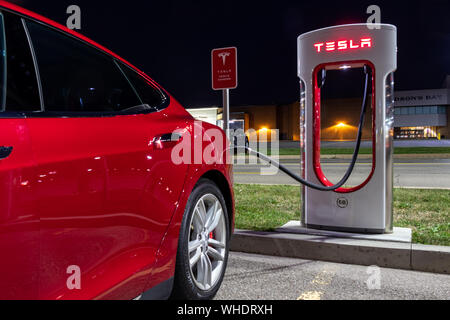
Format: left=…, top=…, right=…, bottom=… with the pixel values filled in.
left=322, top=122, right=358, bottom=142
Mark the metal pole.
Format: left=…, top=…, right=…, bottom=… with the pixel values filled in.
left=223, top=89, right=230, bottom=139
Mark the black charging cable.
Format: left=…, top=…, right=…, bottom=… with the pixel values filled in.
left=233, top=66, right=370, bottom=192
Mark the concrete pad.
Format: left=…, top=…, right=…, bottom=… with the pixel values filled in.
left=277, top=220, right=412, bottom=243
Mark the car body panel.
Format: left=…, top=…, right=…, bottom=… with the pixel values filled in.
left=0, top=117, right=39, bottom=299
left=143, top=121, right=235, bottom=293
left=27, top=103, right=193, bottom=300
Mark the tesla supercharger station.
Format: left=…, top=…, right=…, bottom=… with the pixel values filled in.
left=298, top=24, right=397, bottom=234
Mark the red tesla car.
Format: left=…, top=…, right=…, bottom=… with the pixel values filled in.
left=0, top=1, right=234, bottom=300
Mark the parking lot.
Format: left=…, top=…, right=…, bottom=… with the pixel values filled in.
left=216, top=252, right=450, bottom=300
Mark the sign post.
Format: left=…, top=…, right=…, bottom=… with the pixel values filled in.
left=222, top=88, right=230, bottom=137
left=212, top=47, right=238, bottom=139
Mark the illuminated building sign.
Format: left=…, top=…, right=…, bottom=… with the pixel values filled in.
left=314, top=38, right=372, bottom=53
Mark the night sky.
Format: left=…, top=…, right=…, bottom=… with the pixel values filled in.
left=7, top=0, right=450, bottom=108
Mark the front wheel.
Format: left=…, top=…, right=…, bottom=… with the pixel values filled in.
left=170, top=179, right=230, bottom=300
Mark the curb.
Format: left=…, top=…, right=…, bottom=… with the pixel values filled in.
left=230, top=230, right=450, bottom=275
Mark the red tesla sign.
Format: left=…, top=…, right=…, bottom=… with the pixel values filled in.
left=313, top=38, right=373, bottom=53
left=212, top=47, right=238, bottom=90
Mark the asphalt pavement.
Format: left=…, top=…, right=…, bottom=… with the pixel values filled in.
left=216, top=252, right=450, bottom=300
left=233, top=158, right=450, bottom=189
left=276, top=139, right=450, bottom=148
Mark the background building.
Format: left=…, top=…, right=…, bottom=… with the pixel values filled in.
left=393, top=89, right=449, bottom=139
left=188, top=82, right=450, bottom=141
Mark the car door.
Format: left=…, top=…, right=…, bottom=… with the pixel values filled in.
left=24, top=18, right=188, bottom=300
left=0, top=11, right=40, bottom=300
left=98, top=63, right=191, bottom=299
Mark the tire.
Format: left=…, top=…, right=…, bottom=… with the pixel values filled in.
left=170, top=178, right=230, bottom=300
